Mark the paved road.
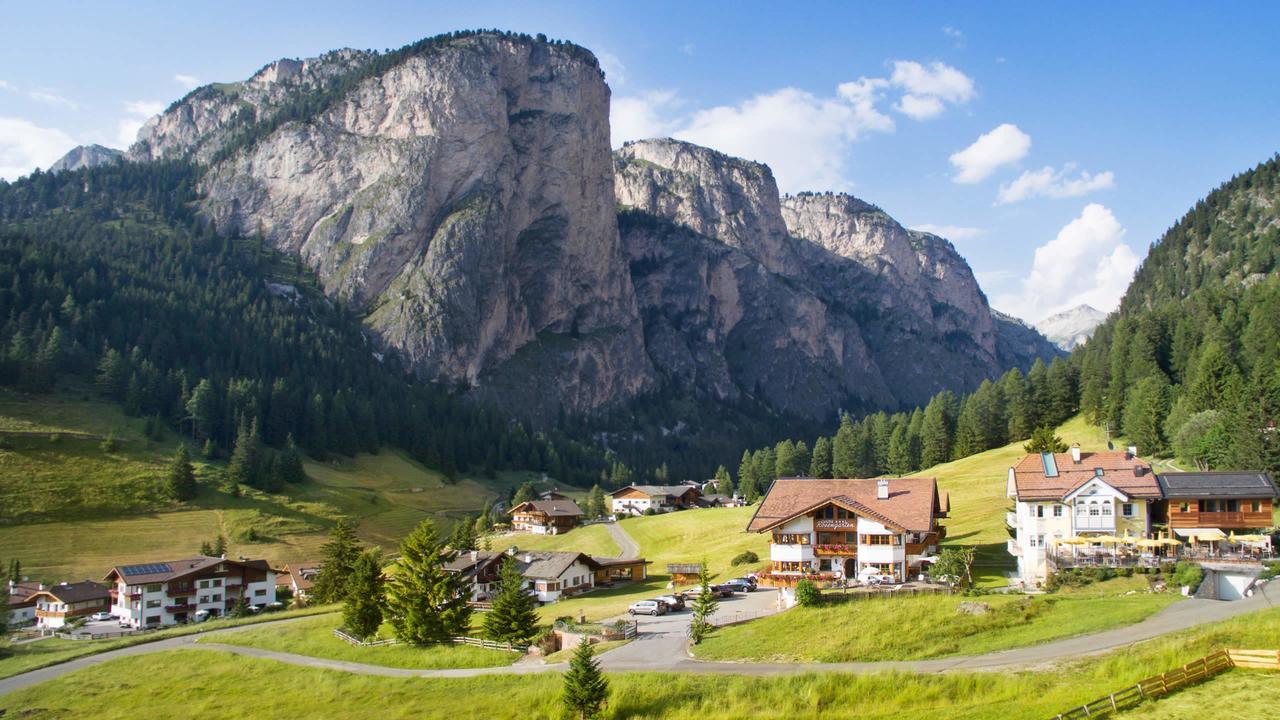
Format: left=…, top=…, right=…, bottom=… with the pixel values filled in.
left=604, top=520, right=640, bottom=560
left=2, top=582, right=1276, bottom=695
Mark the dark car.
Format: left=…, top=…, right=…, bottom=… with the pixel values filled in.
left=703, top=584, right=735, bottom=598
left=655, top=594, right=686, bottom=611
left=721, top=578, right=754, bottom=593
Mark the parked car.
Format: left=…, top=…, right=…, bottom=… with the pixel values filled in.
left=738, top=576, right=759, bottom=590
left=628, top=599, right=668, bottom=616
left=118, top=618, right=132, bottom=628
left=655, top=594, right=686, bottom=611
left=89, top=611, right=113, bottom=621
left=722, top=578, right=754, bottom=593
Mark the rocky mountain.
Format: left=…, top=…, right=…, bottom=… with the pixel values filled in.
left=615, top=138, right=1059, bottom=416
left=116, top=30, right=1059, bottom=424
left=1036, top=304, right=1106, bottom=350
left=49, top=144, right=122, bottom=173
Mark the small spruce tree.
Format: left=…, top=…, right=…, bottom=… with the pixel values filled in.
left=311, top=519, right=362, bottom=603
left=343, top=549, right=385, bottom=640
left=166, top=444, right=198, bottom=501
left=688, top=561, right=718, bottom=645
left=562, top=640, right=609, bottom=720
left=385, top=520, right=471, bottom=645
left=483, top=555, right=539, bottom=644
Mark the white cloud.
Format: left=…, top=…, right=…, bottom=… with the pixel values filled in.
left=596, top=52, right=626, bottom=87
left=942, top=26, right=966, bottom=48
left=681, top=42, right=696, bottom=56
left=996, top=164, right=1115, bottom=204
left=27, top=89, right=78, bottom=110
left=0, top=80, right=15, bottom=92
left=949, top=123, right=1031, bottom=183
left=673, top=82, right=895, bottom=192
left=115, top=100, right=164, bottom=148
left=889, top=60, right=975, bottom=120
left=0, top=117, right=76, bottom=180
left=174, top=74, right=200, bottom=90
left=995, top=203, right=1140, bottom=319
left=611, top=90, right=683, bottom=146
left=910, top=223, right=983, bottom=240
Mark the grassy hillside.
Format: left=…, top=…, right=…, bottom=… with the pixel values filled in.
left=5, top=605, right=1279, bottom=718
left=1116, top=669, right=1280, bottom=718
left=693, top=576, right=1179, bottom=662
left=0, top=389, right=541, bottom=581
left=497, top=523, right=621, bottom=557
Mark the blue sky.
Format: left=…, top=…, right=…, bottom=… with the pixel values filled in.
left=2, top=2, right=1279, bottom=322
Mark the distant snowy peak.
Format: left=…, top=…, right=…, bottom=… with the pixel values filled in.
left=1036, top=304, right=1107, bottom=351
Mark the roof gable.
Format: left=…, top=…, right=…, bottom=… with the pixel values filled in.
left=747, top=477, right=940, bottom=533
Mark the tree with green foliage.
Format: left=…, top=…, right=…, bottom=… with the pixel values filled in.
left=1023, top=426, right=1069, bottom=454
left=794, top=578, right=820, bottom=606
left=276, top=434, right=306, bottom=484
left=512, top=480, right=537, bottom=506
left=711, top=465, right=732, bottom=496
left=386, top=520, right=471, bottom=645
left=562, top=639, right=609, bottom=720
left=832, top=414, right=858, bottom=477
left=688, top=561, right=719, bottom=645
left=584, top=484, right=606, bottom=519
left=932, top=547, right=975, bottom=588
left=809, top=436, right=833, bottom=478
left=343, top=549, right=385, bottom=640
left=311, top=519, right=362, bottom=603
left=483, top=555, right=539, bottom=645
left=1123, top=374, right=1172, bottom=455
left=919, top=393, right=953, bottom=469
left=449, top=517, right=478, bottom=551
left=773, top=439, right=798, bottom=477
left=227, top=418, right=262, bottom=489
left=166, top=444, right=198, bottom=501
left=886, top=423, right=912, bottom=476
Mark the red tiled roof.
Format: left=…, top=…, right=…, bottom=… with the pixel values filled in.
left=1011, top=451, right=1159, bottom=501
left=746, top=477, right=943, bottom=533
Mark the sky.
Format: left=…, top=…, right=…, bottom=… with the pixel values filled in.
left=2, top=2, right=1279, bottom=323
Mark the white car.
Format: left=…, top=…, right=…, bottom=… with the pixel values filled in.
left=89, top=611, right=113, bottom=621
left=628, top=599, right=667, bottom=616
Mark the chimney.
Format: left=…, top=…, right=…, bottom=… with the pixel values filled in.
left=1127, top=445, right=1138, bottom=458
left=876, top=479, right=889, bottom=500
left=1070, top=444, right=1081, bottom=464
left=470, top=550, right=478, bottom=561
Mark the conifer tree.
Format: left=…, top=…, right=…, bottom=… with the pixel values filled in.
left=166, top=443, right=198, bottom=501
left=887, top=424, right=912, bottom=476
left=512, top=480, right=537, bottom=506
left=1123, top=374, right=1172, bottom=454
left=832, top=414, right=857, bottom=477
left=688, top=561, right=718, bottom=645
left=773, top=439, right=798, bottom=477
left=386, top=520, right=471, bottom=645
left=483, top=555, right=539, bottom=644
left=311, top=518, right=362, bottom=603
left=919, top=394, right=952, bottom=469
left=277, top=433, right=306, bottom=484
left=736, top=450, right=754, bottom=491
left=562, top=640, right=609, bottom=720
left=227, top=418, right=261, bottom=488
left=1023, top=426, right=1069, bottom=454
left=712, top=465, right=732, bottom=496
left=343, top=549, right=385, bottom=641
left=449, top=517, right=477, bottom=551
left=809, top=436, right=833, bottom=478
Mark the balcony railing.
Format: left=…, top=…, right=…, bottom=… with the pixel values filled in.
left=813, top=545, right=856, bottom=556
left=167, top=588, right=196, bottom=598
left=1006, top=511, right=1018, bottom=528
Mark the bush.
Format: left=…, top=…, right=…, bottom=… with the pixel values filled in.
left=731, top=550, right=759, bottom=567
left=794, top=579, right=820, bottom=607
left=99, top=433, right=118, bottom=453
left=1172, top=561, right=1203, bottom=591
left=1260, top=561, right=1280, bottom=581
left=643, top=508, right=657, bottom=516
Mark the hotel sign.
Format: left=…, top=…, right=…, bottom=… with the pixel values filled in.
left=815, top=519, right=855, bottom=529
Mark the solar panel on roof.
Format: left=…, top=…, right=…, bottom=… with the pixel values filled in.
left=121, top=562, right=171, bottom=576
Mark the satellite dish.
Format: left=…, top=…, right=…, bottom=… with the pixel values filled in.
left=1107, top=441, right=1114, bottom=450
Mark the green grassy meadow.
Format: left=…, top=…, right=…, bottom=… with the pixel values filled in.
left=4, top=606, right=1279, bottom=719
left=692, top=576, right=1179, bottom=662
left=498, top=522, right=621, bottom=557
left=1116, top=669, right=1280, bottom=718
left=0, top=388, right=541, bottom=581
left=202, top=613, right=520, bottom=669
left=0, top=605, right=336, bottom=680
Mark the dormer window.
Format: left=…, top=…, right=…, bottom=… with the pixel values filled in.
left=1094, top=468, right=1104, bottom=477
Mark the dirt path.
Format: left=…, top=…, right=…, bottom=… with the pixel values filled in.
left=2, top=582, right=1275, bottom=695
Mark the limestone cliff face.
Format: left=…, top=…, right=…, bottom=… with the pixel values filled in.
left=615, top=139, right=1057, bottom=411
left=134, top=34, right=652, bottom=419
left=614, top=140, right=800, bottom=275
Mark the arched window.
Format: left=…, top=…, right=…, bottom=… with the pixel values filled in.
left=1101, top=504, right=1112, bottom=516
left=1077, top=504, right=1087, bottom=515
left=1089, top=503, right=1100, bottom=517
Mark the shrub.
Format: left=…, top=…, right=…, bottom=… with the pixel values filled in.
left=794, top=579, right=820, bottom=607
left=1261, top=560, right=1280, bottom=581
left=1172, top=561, right=1203, bottom=591
left=731, top=550, right=759, bottom=567
left=643, top=507, right=657, bottom=516
left=99, top=433, right=118, bottom=453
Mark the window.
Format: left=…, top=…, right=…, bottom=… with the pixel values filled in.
left=198, top=580, right=210, bottom=589
left=1252, top=500, right=1262, bottom=512
left=211, top=594, right=221, bottom=603
left=1077, top=504, right=1087, bottom=516
left=772, top=561, right=808, bottom=573
left=1089, top=504, right=1100, bottom=517
left=1122, top=503, right=1134, bottom=517
left=1053, top=505, right=1063, bottom=517
left=772, top=533, right=811, bottom=545
left=145, top=599, right=160, bottom=609
left=818, top=559, right=832, bottom=571
left=254, top=589, right=266, bottom=597
left=1226, top=499, right=1239, bottom=512
left=1028, top=535, right=1038, bottom=548
left=817, top=531, right=857, bottom=545
left=145, top=584, right=161, bottom=593
left=212, top=579, right=222, bottom=588
left=860, top=534, right=893, bottom=545
left=1036, top=505, right=1045, bottom=518
left=1102, top=504, right=1113, bottom=516
left=1179, top=502, right=1190, bottom=513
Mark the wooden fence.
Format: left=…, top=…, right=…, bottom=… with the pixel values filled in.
left=1050, top=648, right=1279, bottom=719
left=451, top=636, right=528, bottom=653
left=332, top=628, right=398, bottom=647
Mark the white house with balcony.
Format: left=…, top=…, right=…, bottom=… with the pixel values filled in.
left=1006, top=446, right=1160, bottom=587
left=103, top=556, right=277, bottom=628
left=746, top=476, right=948, bottom=585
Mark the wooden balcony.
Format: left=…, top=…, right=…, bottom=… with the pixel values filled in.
left=1169, top=511, right=1273, bottom=529
left=813, top=545, right=856, bottom=557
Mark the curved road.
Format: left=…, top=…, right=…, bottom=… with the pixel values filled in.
left=2, top=580, right=1275, bottom=695
left=604, top=519, right=640, bottom=560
